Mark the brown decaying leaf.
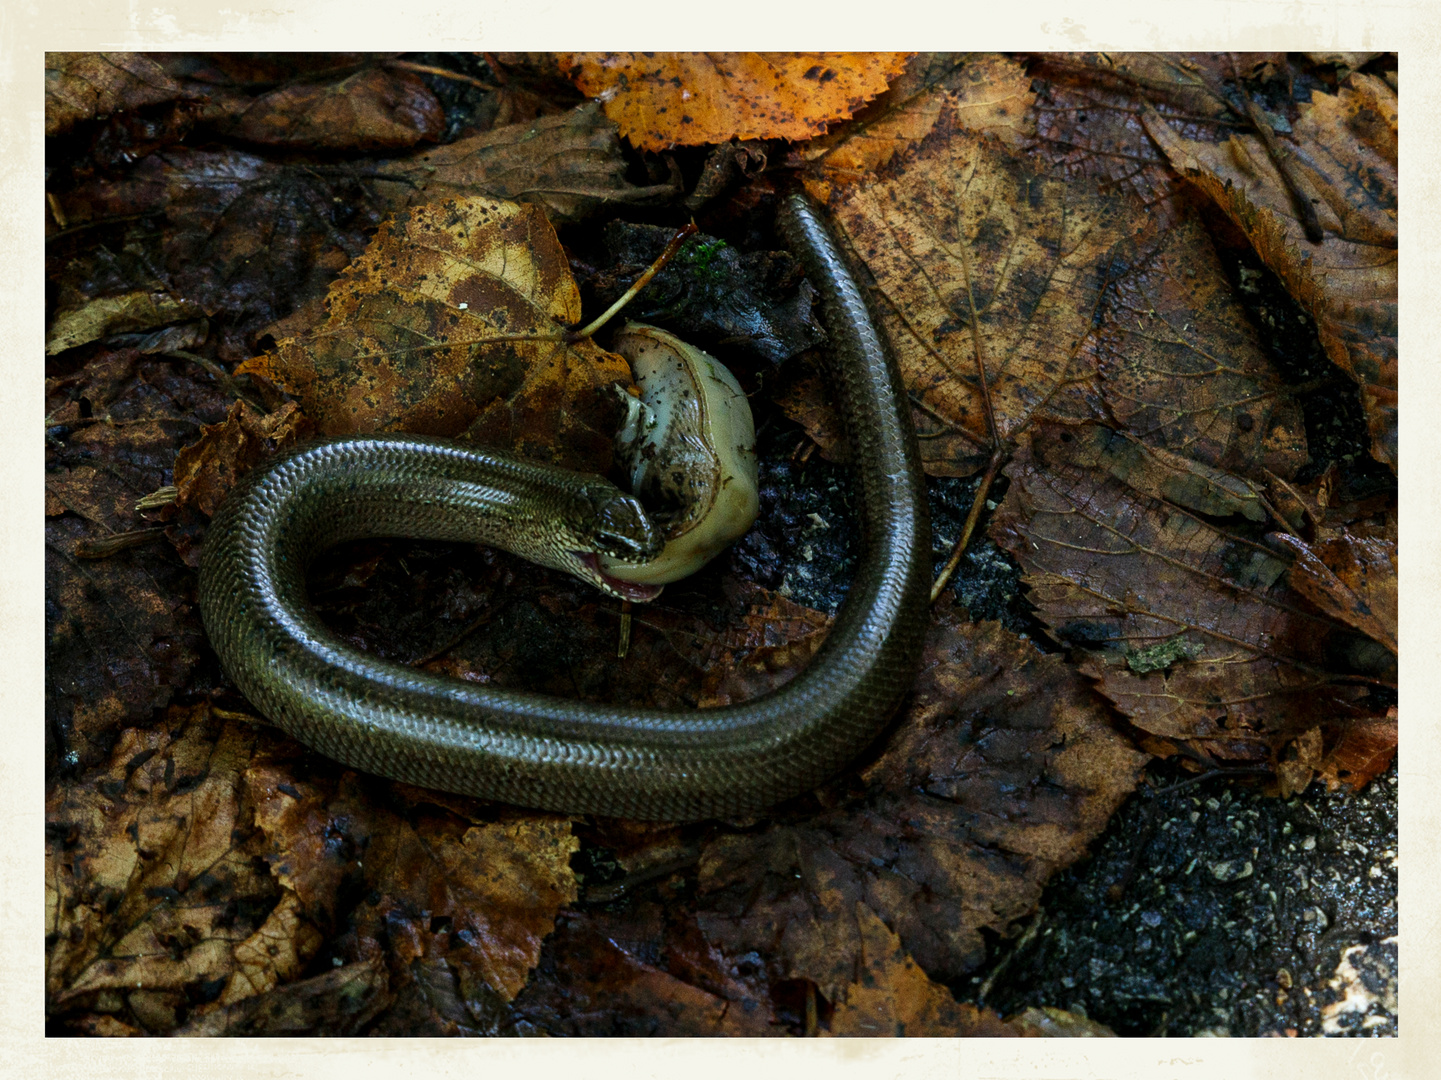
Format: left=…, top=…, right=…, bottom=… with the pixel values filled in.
left=53, top=146, right=390, bottom=363
left=46, top=52, right=187, bottom=137
left=51, top=105, right=669, bottom=364
left=1090, top=218, right=1308, bottom=479
left=381, top=102, right=681, bottom=224
left=46, top=290, right=208, bottom=356
left=1143, top=74, right=1397, bottom=470
left=46, top=350, right=226, bottom=772
left=46, top=708, right=287, bottom=1027
left=807, top=57, right=1308, bottom=483
left=1057, top=423, right=1268, bottom=523
left=1315, top=707, right=1396, bottom=792
left=823, top=905, right=1023, bottom=1036
left=990, top=430, right=1377, bottom=761
left=174, top=957, right=392, bottom=1035
left=511, top=905, right=774, bottom=1036
left=800, top=130, right=1130, bottom=476
left=47, top=702, right=580, bottom=1035
left=249, top=762, right=577, bottom=1012
left=239, top=196, right=631, bottom=471
left=173, top=400, right=314, bottom=516
left=1269, top=528, right=1396, bottom=655
left=1007, top=1005, right=1120, bottom=1037
left=802, top=54, right=1037, bottom=196
left=560, top=52, right=911, bottom=152
left=1022, top=53, right=1237, bottom=230
left=697, top=592, right=831, bottom=707
left=226, top=66, right=443, bottom=151
left=695, top=614, right=1146, bottom=1001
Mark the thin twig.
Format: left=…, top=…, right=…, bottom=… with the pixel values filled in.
left=573, top=223, right=699, bottom=341
left=384, top=59, right=497, bottom=92
left=930, top=449, right=1005, bottom=603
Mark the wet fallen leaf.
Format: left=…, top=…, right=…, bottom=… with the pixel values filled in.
left=797, top=128, right=1307, bottom=480
left=380, top=103, right=681, bottom=224
left=46, top=52, right=188, bottom=137
left=1055, top=423, right=1268, bottom=522
left=695, top=614, right=1147, bottom=1000
left=1143, top=73, right=1397, bottom=469
left=240, top=195, right=631, bottom=469
left=1022, top=53, right=1233, bottom=229
left=45, top=350, right=226, bottom=772
left=511, top=906, right=773, bottom=1036
left=53, top=146, right=391, bottom=362
left=225, top=65, right=443, bottom=150
left=560, top=52, right=911, bottom=152
left=991, top=429, right=1382, bottom=762
left=1089, top=218, right=1308, bottom=479
left=1314, top=707, right=1397, bottom=791
left=797, top=130, right=1131, bottom=476
left=823, top=905, right=1022, bottom=1036
left=174, top=956, right=392, bottom=1035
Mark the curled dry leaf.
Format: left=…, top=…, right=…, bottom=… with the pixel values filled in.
left=990, top=430, right=1384, bottom=763
left=559, top=52, right=911, bottom=151
left=173, top=400, right=314, bottom=517
left=45, top=52, right=187, bottom=137
left=225, top=66, right=444, bottom=151
left=1270, top=528, right=1397, bottom=656
left=695, top=615, right=1146, bottom=1001
left=239, top=195, right=631, bottom=471
left=1143, top=74, right=1397, bottom=469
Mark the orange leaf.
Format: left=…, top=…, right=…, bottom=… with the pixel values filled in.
left=559, top=52, right=911, bottom=151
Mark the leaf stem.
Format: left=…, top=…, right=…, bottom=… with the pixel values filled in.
left=572, top=222, right=699, bottom=341
left=930, top=449, right=1005, bottom=604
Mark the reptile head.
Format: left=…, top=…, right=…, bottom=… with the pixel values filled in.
left=565, top=485, right=666, bottom=602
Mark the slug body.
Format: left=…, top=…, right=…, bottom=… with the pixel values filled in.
left=607, top=321, right=760, bottom=585
left=198, top=193, right=931, bottom=821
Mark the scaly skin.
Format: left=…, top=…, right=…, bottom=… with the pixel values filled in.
left=197, top=193, right=931, bottom=821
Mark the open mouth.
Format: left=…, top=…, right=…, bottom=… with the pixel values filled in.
left=574, top=553, right=664, bottom=602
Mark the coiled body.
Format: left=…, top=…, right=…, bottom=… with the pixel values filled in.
left=198, top=193, right=931, bottom=821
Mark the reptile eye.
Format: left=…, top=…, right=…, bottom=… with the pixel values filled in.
left=592, top=495, right=662, bottom=561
